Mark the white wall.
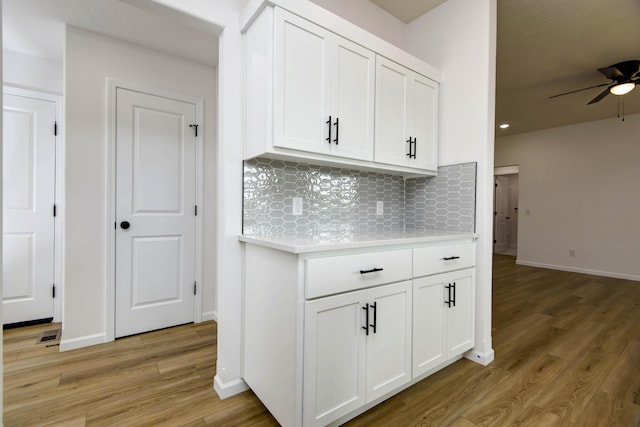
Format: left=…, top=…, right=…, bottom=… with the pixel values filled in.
left=3, top=49, right=63, bottom=94
left=309, top=0, right=406, bottom=48
left=62, top=27, right=217, bottom=349
left=495, top=114, right=640, bottom=280
left=405, top=0, right=497, bottom=362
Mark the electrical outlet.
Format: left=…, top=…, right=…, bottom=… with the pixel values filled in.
left=569, top=249, right=576, bottom=257
left=292, top=197, right=303, bottom=216
left=376, top=201, right=384, bottom=216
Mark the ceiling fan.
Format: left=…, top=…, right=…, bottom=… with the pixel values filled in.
left=549, top=60, right=640, bottom=104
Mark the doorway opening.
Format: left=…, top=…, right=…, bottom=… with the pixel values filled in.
left=494, top=166, right=519, bottom=256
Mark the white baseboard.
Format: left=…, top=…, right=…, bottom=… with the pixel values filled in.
left=464, top=348, right=495, bottom=366
left=214, top=375, right=249, bottom=399
left=516, top=259, right=640, bottom=282
left=201, top=310, right=218, bottom=322
left=59, top=332, right=107, bottom=352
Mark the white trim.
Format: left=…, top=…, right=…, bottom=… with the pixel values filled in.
left=494, top=165, right=519, bottom=175
left=516, top=259, right=640, bottom=282
left=194, top=96, right=204, bottom=322
left=106, top=79, right=205, bottom=343
left=59, top=332, right=107, bottom=352
left=202, top=310, right=218, bottom=322
left=213, top=375, right=249, bottom=400
left=2, top=86, right=65, bottom=323
left=464, top=348, right=495, bottom=366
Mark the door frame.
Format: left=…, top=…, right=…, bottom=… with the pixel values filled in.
left=106, top=79, right=204, bottom=342
left=3, top=85, right=64, bottom=323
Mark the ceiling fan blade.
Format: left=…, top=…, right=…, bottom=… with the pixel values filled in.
left=549, top=82, right=610, bottom=99
left=587, top=86, right=612, bottom=104
left=597, top=66, right=624, bottom=80
left=599, top=60, right=640, bottom=81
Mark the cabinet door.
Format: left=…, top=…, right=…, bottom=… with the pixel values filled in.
left=365, top=281, right=412, bottom=402
left=412, top=276, right=446, bottom=378
left=444, top=269, right=475, bottom=356
left=304, top=291, right=367, bottom=427
left=407, top=74, right=438, bottom=171
left=329, top=36, right=375, bottom=161
left=274, top=9, right=331, bottom=155
left=374, top=56, right=409, bottom=167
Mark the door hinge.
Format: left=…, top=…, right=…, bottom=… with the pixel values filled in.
left=193, top=282, right=197, bottom=295
left=195, top=205, right=198, bottom=216
left=52, top=284, right=56, bottom=298
left=189, top=124, right=199, bottom=137
left=54, top=121, right=58, bottom=136
left=53, top=204, right=57, bottom=217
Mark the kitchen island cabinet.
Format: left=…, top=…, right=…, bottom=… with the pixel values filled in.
left=241, top=232, right=477, bottom=426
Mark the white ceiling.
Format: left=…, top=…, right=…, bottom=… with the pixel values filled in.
left=369, top=0, right=447, bottom=24
left=4, top=0, right=640, bottom=137
left=2, top=0, right=220, bottom=67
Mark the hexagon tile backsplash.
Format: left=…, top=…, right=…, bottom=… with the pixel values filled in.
left=243, top=158, right=476, bottom=237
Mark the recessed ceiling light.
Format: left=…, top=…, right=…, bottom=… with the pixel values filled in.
left=498, top=123, right=510, bottom=129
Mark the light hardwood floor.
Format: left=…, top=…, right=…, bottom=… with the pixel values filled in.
left=4, top=255, right=640, bottom=426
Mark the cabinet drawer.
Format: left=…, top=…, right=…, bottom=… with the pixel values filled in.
left=306, top=249, right=412, bottom=299
left=413, top=243, right=475, bottom=277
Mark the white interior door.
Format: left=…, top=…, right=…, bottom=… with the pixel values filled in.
left=2, top=93, right=56, bottom=324
left=494, top=176, right=509, bottom=253
left=115, top=88, right=196, bottom=338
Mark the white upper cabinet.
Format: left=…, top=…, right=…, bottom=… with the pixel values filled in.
left=273, top=9, right=375, bottom=161
left=329, top=36, right=375, bottom=160
left=375, top=56, right=438, bottom=172
left=273, top=11, right=331, bottom=155
left=244, top=5, right=439, bottom=176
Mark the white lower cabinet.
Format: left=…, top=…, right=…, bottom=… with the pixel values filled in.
left=303, top=281, right=412, bottom=427
left=242, top=239, right=477, bottom=427
left=413, top=268, right=475, bottom=378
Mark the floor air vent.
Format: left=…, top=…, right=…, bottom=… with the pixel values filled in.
left=36, top=329, right=61, bottom=345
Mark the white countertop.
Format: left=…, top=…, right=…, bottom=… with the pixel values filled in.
left=239, top=229, right=477, bottom=253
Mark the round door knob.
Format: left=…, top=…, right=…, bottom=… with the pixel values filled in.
left=120, top=221, right=130, bottom=230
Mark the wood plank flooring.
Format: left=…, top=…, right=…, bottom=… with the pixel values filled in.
left=4, top=255, right=640, bottom=426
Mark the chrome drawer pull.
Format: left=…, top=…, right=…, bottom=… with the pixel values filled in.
left=360, top=267, right=384, bottom=274
left=442, top=256, right=460, bottom=261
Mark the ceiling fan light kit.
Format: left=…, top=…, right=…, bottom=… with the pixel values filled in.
left=609, top=82, right=635, bottom=96
left=549, top=59, right=640, bottom=104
